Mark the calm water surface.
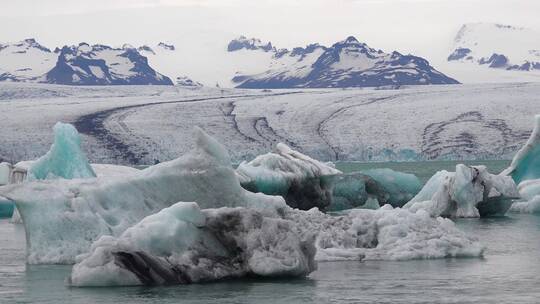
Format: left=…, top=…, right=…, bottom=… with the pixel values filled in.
left=1, top=160, right=539, bottom=304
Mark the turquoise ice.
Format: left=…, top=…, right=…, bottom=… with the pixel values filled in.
left=28, top=122, right=96, bottom=180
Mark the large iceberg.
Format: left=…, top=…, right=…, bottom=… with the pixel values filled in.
left=28, top=122, right=96, bottom=180
left=0, top=127, right=283, bottom=264
left=70, top=202, right=316, bottom=286
left=236, top=143, right=341, bottom=211
left=404, top=164, right=518, bottom=217
left=70, top=202, right=484, bottom=287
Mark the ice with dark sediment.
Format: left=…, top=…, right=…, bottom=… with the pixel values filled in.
left=404, top=164, right=518, bottom=218
left=236, top=143, right=341, bottom=211
left=1, top=124, right=485, bottom=286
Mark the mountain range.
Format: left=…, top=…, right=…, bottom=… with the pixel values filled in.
left=2, top=24, right=540, bottom=88
left=447, top=23, right=540, bottom=72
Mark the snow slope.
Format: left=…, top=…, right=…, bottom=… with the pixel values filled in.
left=0, top=82, right=538, bottom=165
left=45, top=43, right=173, bottom=85
left=440, top=23, right=540, bottom=83
left=233, top=36, right=458, bottom=88
left=0, top=39, right=57, bottom=81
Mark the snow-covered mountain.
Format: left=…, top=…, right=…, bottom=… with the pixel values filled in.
left=0, top=39, right=57, bottom=81
left=447, top=23, right=540, bottom=72
left=0, top=39, right=173, bottom=85
left=45, top=43, right=172, bottom=85
left=230, top=36, right=459, bottom=88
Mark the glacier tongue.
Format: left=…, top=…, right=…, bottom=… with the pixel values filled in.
left=0, top=127, right=285, bottom=264
left=28, top=122, right=96, bottom=180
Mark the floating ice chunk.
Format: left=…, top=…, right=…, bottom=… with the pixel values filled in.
left=508, top=179, right=540, bottom=214
left=70, top=200, right=484, bottom=287
left=0, top=127, right=285, bottom=264
left=516, top=179, right=540, bottom=201
left=237, top=143, right=341, bottom=211
left=361, top=169, right=422, bottom=207
left=331, top=169, right=421, bottom=211
left=28, top=122, right=96, bottom=180
left=501, top=115, right=540, bottom=183
left=330, top=173, right=371, bottom=211
left=510, top=195, right=540, bottom=214
left=70, top=202, right=316, bottom=286
left=285, top=206, right=484, bottom=261
left=405, top=165, right=518, bottom=217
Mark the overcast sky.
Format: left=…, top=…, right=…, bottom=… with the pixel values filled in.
left=1, top=0, right=539, bottom=62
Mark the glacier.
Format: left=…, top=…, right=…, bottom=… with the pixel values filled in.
left=0, top=127, right=283, bottom=264
left=28, top=122, right=96, bottom=180
left=236, top=143, right=341, bottom=211
left=404, top=164, right=518, bottom=217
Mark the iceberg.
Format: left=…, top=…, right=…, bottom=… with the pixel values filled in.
left=69, top=202, right=316, bottom=286
left=0, top=127, right=284, bottom=264
left=330, top=173, right=373, bottom=211
left=501, top=115, right=540, bottom=184
left=404, top=165, right=518, bottom=217
left=236, top=143, right=341, bottom=211
left=330, top=169, right=422, bottom=211
left=509, top=195, right=540, bottom=213
left=70, top=201, right=484, bottom=287
left=361, top=169, right=422, bottom=207
left=28, top=122, right=96, bottom=180
left=293, top=206, right=484, bottom=261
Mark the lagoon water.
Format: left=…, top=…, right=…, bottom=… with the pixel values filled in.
left=1, top=160, right=540, bottom=304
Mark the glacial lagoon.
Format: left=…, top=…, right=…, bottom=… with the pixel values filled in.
left=2, top=160, right=539, bottom=304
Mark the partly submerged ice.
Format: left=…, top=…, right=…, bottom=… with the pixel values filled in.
left=360, top=168, right=422, bottom=207
left=404, top=164, right=518, bottom=218
left=237, top=143, right=341, bottom=211
left=502, top=115, right=540, bottom=213
left=70, top=200, right=484, bottom=286
left=501, top=115, right=540, bottom=184
left=0, top=127, right=283, bottom=264
left=330, top=169, right=421, bottom=211
left=70, top=202, right=317, bottom=286
left=28, top=122, right=96, bottom=180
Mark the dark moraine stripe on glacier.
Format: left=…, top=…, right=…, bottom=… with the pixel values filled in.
left=73, top=91, right=304, bottom=164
